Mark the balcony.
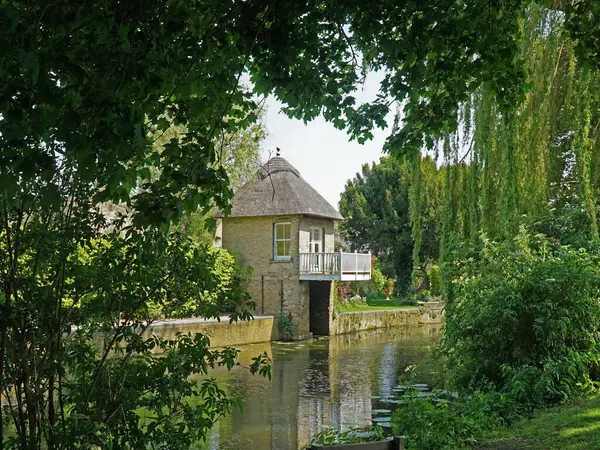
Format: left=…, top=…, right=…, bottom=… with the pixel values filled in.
left=299, top=252, right=372, bottom=281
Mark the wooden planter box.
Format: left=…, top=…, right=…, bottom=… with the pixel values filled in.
left=309, top=436, right=405, bottom=450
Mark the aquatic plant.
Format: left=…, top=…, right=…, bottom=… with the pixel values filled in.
left=277, top=313, right=294, bottom=341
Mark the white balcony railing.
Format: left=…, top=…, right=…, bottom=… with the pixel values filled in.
left=299, top=251, right=371, bottom=281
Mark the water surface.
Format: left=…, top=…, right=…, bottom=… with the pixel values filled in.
left=203, top=325, right=441, bottom=450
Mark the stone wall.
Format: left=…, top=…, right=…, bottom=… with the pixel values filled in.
left=136, top=308, right=442, bottom=350
left=144, top=316, right=281, bottom=348
left=330, top=308, right=444, bottom=336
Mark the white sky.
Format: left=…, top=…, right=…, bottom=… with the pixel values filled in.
left=259, top=72, right=395, bottom=209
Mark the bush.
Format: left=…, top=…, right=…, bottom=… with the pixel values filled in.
left=383, top=278, right=395, bottom=300
left=72, top=236, right=253, bottom=321
left=392, top=228, right=600, bottom=449
left=277, top=313, right=293, bottom=340
left=392, top=390, right=521, bottom=449
left=391, top=368, right=523, bottom=450
left=371, top=257, right=386, bottom=294
left=442, top=229, right=600, bottom=406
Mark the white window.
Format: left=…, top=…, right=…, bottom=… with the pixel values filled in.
left=274, top=222, right=291, bottom=260
left=309, top=227, right=323, bottom=253
left=309, top=227, right=324, bottom=271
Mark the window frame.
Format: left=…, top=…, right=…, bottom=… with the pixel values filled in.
left=273, top=222, right=292, bottom=260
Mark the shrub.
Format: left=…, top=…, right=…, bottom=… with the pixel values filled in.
left=383, top=278, right=395, bottom=300
left=371, top=257, right=386, bottom=295
left=442, top=229, right=600, bottom=406
left=391, top=368, right=523, bottom=449
left=277, top=313, right=293, bottom=341
left=392, top=390, right=521, bottom=449
left=72, top=237, right=253, bottom=321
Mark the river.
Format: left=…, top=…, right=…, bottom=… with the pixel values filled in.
left=200, top=325, right=442, bottom=450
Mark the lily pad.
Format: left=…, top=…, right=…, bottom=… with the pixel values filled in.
left=371, top=409, right=392, bottom=415
left=379, top=398, right=404, bottom=405
left=372, top=416, right=392, bottom=422
left=414, top=391, right=432, bottom=397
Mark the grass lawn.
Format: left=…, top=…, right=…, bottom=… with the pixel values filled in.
left=337, top=298, right=417, bottom=312
left=476, top=395, right=600, bottom=449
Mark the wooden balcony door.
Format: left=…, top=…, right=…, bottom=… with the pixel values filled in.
left=309, top=227, right=323, bottom=272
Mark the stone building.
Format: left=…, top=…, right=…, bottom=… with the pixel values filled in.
left=217, top=154, right=371, bottom=339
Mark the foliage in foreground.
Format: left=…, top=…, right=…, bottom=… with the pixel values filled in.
left=391, top=230, right=600, bottom=449
left=443, top=230, right=600, bottom=405
left=392, top=388, right=521, bottom=450
left=1, top=229, right=270, bottom=449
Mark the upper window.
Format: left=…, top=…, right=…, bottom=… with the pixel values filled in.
left=274, top=222, right=291, bottom=260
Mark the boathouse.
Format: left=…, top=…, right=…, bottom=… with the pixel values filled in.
left=217, top=152, right=371, bottom=339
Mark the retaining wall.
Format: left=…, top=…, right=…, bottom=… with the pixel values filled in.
left=145, top=315, right=281, bottom=348
left=330, top=307, right=443, bottom=336
left=141, top=307, right=442, bottom=348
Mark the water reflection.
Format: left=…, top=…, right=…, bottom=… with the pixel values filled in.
left=203, top=325, right=441, bottom=450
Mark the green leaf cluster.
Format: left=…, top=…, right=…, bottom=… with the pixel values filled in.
left=443, top=230, right=600, bottom=405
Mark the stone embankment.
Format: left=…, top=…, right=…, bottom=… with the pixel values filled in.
left=143, top=305, right=443, bottom=347
left=330, top=305, right=443, bottom=336
left=145, top=315, right=281, bottom=348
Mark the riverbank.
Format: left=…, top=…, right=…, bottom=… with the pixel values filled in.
left=142, top=307, right=443, bottom=347
left=476, top=394, right=600, bottom=449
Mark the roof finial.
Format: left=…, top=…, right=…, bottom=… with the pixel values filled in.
left=276, top=147, right=281, bottom=157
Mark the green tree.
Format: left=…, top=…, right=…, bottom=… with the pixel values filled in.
left=247, top=0, right=599, bottom=158
left=435, top=5, right=600, bottom=270
left=170, top=110, right=268, bottom=244
left=0, top=1, right=273, bottom=447
left=339, top=156, right=442, bottom=294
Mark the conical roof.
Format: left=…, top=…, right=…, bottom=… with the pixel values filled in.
left=220, top=156, right=343, bottom=220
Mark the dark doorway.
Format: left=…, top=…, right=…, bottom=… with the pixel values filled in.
left=309, top=281, right=331, bottom=335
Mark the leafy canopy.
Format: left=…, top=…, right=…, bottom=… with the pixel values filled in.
left=1, top=0, right=599, bottom=448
